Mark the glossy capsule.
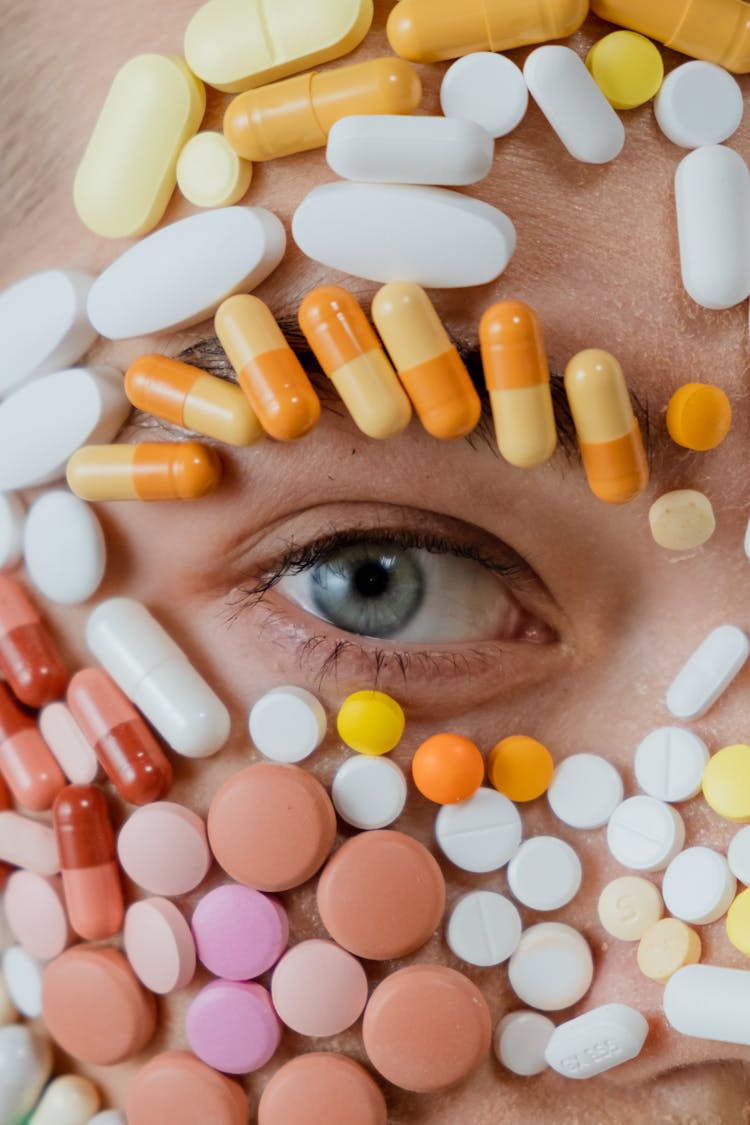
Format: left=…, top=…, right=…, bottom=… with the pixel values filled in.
left=125, top=354, right=263, bottom=446
left=0, top=683, right=65, bottom=811
left=53, top=785, right=124, bottom=941
left=371, top=283, right=481, bottom=440
left=479, top=301, right=557, bottom=467
left=224, top=56, right=422, bottom=161
left=564, top=349, right=649, bottom=503
left=66, top=442, right=222, bottom=501
left=67, top=669, right=172, bottom=805
left=0, top=576, right=68, bottom=708
left=298, top=286, right=413, bottom=439
left=215, top=295, right=321, bottom=440
left=0, top=773, right=13, bottom=890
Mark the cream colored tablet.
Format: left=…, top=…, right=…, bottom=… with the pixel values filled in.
left=177, top=132, right=253, bottom=208
left=597, top=875, right=663, bottom=941
left=637, top=917, right=701, bottom=982
left=648, top=489, right=715, bottom=550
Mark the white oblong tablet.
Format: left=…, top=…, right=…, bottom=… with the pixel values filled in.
left=23, top=491, right=106, bottom=606
left=0, top=270, right=97, bottom=397
left=292, top=182, right=516, bottom=288
left=1, top=947, right=43, bottom=1018
left=0, top=366, right=130, bottom=491
left=728, top=826, right=750, bottom=884
left=87, top=207, right=286, bottom=339
left=0, top=494, right=24, bottom=571
left=664, top=964, right=750, bottom=1045
left=654, top=61, right=744, bottom=149
left=0, top=1025, right=52, bottom=1125
left=606, top=795, right=685, bottom=873
left=507, top=836, right=582, bottom=911
left=494, top=1010, right=554, bottom=1076
left=248, top=685, right=326, bottom=763
left=545, top=1004, right=649, bottom=1079
left=662, top=846, right=736, bottom=924
left=675, top=145, right=750, bottom=310
left=39, top=703, right=99, bottom=785
left=666, top=623, right=750, bottom=720
left=435, top=787, right=523, bottom=873
left=440, top=52, right=528, bottom=138
left=331, top=755, right=407, bottom=830
left=446, top=891, right=522, bottom=967
left=547, top=753, right=623, bottom=829
left=326, top=114, right=494, bottom=186
left=523, top=45, right=625, bottom=164
left=508, top=922, right=593, bottom=1012
left=634, top=727, right=709, bottom=802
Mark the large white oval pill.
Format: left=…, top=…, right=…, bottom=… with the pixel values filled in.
left=666, top=624, right=749, bottom=720
left=664, top=964, right=750, bottom=1045
left=662, top=846, right=736, bottom=924
left=508, top=922, right=593, bottom=1011
left=606, top=795, right=685, bottom=872
left=655, top=61, right=744, bottom=149
left=440, top=52, right=528, bottom=138
left=292, top=182, right=516, bottom=288
left=435, top=786, right=522, bottom=872
left=634, top=726, right=709, bottom=802
left=545, top=1004, right=649, bottom=1079
left=0, top=494, right=24, bottom=572
left=87, top=207, right=286, bottom=339
left=23, top=491, right=106, bottom=606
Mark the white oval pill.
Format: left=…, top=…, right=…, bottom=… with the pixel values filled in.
left=547, top=753, right=624, bottom=829
left=634, top=726, right=709, bottom=802
left=4, top=871, right=72, bottom=962
left=523, top=45, right=625, bottom=164
left=675, top=145, right=750, bottom=310
left=662, top=846, right=736, bottom=924
left=23, top=491, right=106, bottom=606
left=0, top=270, right=97, bottom=397
left=39, top=703, right=99, bottom=785
left=0, top=367, right=130, bottom=492
left=446, top=891, right=522, bottom=967
left=664, top=964, right=750, bottom=1045
left=292, top=182, right=516, bottom=288
left=494, top=1010, right=554, bottom=1076
left=331, top=755, right=407, bottom=830
left=435, top=787, right=522, bottom=873
left=0, top=1025, right=52, bottom=1124
left=607, top=795, right=685, bottom=872
left=0, top=494, right=24, bottom=572
left=666, top=623, right=749, bottom=720
left=728, top=826, right=750, bottom=884
left=124, top=897, right=196, bottom=994
left=507, top=836, right=582, bottom=911
left=249, top=685, right=326, bottom=763
left=28, top=1074, right=101, bottom=1125
left=545, top=1003, right=649, bottom=1079
left=2, top=947, right=43, bottom=1018
left=654, top=61, right=744, bottom=149
left=508, top=922, right=593, bottom=1011
left=87, top=207, right=286, bottom=339
left=440, top=52, right=528, bottom=138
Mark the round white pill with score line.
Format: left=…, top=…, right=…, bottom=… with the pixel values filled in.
left=440, top=52, right=528, bottom=138
left=606, top=795, right=685, bottom=872
left=662, top=846, right=736, bottom=924
left=331, top=755, right=407, bottom=830
left=634, top=726, right=709, bottom=802
left=0, top=494, right=24, bottom=572
left=1, top=947, right=43, bottom=1018
left=507, top=836, right=582, bottom=911
left=494, top=1010, right=554, bottom=1076
left=728, top=826, right=750, bottom=884
left=446, top=891, right=522, bottom=967
left=24, top=491, right=106, bottom=606
left=508, top=922, right=594, bottom=1011
left=547, top=753, right=624, bottom=829
left=654, top=61, right=744, bottom=149
left=435, top=786, right=523, bottom=873
left=544, top=1003, right=649, bottom=1079
left=665, top=623, right=750, bottom=720
left=249, top=685, right=327, bottom=764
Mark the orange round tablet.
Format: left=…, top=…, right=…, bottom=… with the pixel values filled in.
left=665, top=382, right=731, bottom=451
left=487, top=735, right=554, bottom=802
left=258, top=1053, right=387, bottom=1125
left=411, top=732, right=485, bottom=804
left=126, top=1051, right=249, bottom=1125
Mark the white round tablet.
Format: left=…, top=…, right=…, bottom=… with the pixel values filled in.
left=728, top=826, right=750, bottom=885
left=23, top=490, right=105, bottom=605
left=440, top=52, right=528, bottom=138
left=508, top=922, right=594, bottom=1011
left=0, top=493, right=24, bottom=572
left=435, top=787, right=522, bottom=873
left=331, top=755, right=407, bottom=830
left=607, top=796, right=685, bottom=873
left=547, top=753, right=623, bottom=829
left=1, top=946, right=43, bottom=1018
left=446, top=891, right=522, bottom=967
left=507, top=836, right=582, bottom=911
left=494, top=1010, right=555, bottom=1075
left=634, top=726, right=709, bottom=802
left=654, top=61, right=743, bottom=149
left=662, top=846, right=736, bottom=924
left=248, top=685, right=327, bottom=763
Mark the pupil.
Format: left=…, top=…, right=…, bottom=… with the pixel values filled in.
left=354, top=561, right=390, bottom=598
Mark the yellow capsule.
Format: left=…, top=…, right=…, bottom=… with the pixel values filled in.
left=298, top=286, right=412, bottom=440
left=66, top=443, right=222, bottom=501
left=125, top=354, right=263, bottom=446
left=371, top=283, right=481, bottom=440
left=564, top=349, right=649, bottom=503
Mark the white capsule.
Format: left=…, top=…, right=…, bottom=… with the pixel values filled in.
left=248, top=685, right=326, bottom=763
left=435, top=786, right=523, bottom=873
left=23, top=491, right=106, bottom=606
left=728, top=826, right=750, bottom=885
left=664, top=964, right=750, bottom=1045
left=507, top=836, right=582, bottom=911
left=666, top=624, right=749, bottom=720
left=547, top=753, right=623, bottom=829
left=331, top=755, right=407, bottom=830
left=446, top=891, right=522, bottom=967
left=662, top=846, right=736, bottom=925
left=494, top=1010, right=554, bottom=1076
left=0, top=493, right=24, bottom=572
left=440, top=52, right=528, bottom=138
left=508, top=922, right=594, bottom=1011
left=86, top=597, right=231, bottom=758
left=1, top=947, right=43, bottom=1018
left=0, top=1024, right=52, bottom=1124
left=544, top=1004, right=649, bottom=1079
left=654, top=61, right=743, bottom=149
left=29, top=1074, right=101, bottom=1125
left=634, top=726, right=709, bottom=802
left=606, top=796, right=685, bottom=873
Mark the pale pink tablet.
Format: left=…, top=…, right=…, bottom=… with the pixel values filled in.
left=117, top=801, right=211, bottom=896
left=124, top=897, right=196, bottom=994
left=186, top=979, right=281, bottom=1075
left=191, top=883, right=288, bottom=981
left=39, top=702, right=98, bottom=785
left=0, top=811, right=59, bottom=875
left=271, top=939, right=368, bottom=1037
left=4, top=870, right=72, bottom=961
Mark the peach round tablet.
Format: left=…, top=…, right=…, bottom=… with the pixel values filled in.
left=316, top=829, right=445, bottom=959
left=271, top=939, right=368, bottom=1037
left=186, top=980, right=281, bottom=1075
left=362, top=964, right=491, bottom=1092
left=208, top=763, right=336, bottom=892
left=124, top=897, right=196, bottom=994
left=258, top=1053, right=387, bottom=1125
left=43, top=946, right=156, bottom=1064
left=4, top=870, right=73, bottom=961
left=191, top=883, right=288, bottom=980
left=125, top=1051, right=249, bottom=1125
left=117, top=801, right=211, bottom=896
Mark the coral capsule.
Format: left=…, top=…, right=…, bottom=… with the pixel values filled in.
left=53, top=785, right=124, bottom=941
left=0, top=683, right=65, bottom=811
left=0, top=577, right=68, bottom=708
left=66, top=442, right=222, bottom=501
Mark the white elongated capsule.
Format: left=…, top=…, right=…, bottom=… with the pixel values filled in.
left=523, top=45, right=625, bottom=164
left=544, top=1004, right=649, bottom=1079
left=23, top=491, right=106, bottom=606
left=86, top=597, right=231, bottom=758
left=664, top=964, right=750, bottom=1045
left=326, top=115, right=494, bottom=185
left=87, top=207, right=286, bottom=339
left=29, top=1074, right=101, bottom=1125
left=675, top=145, right=750, bottom=309
left=666, top=624, right=750, bottom=720
left=0, top=270, right=97, bottom=396
left=0, top=494, right=24, bottom=572
left=0, top=1025, right=52, bottom=1124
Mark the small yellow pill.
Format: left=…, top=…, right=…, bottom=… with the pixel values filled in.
left=637, top=917, right=701, bottom=982
left=702, top=744, right=750, bottom=822
left=177, top=131, right=253, bottom=208
left=727, top=887, right=750, bottom=956
left=336, top=690, right=405, bottom=755
left=648, top=489, right=715, bottom=551
left=597, top=875, right=663, bottom=941
left=585, top=30, right=664, bottom=110
left=666, top=382, right=732, bottom=451
left=486, top=735, right=553, bottom=802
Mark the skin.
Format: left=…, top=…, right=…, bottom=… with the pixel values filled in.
left=4, top=1, right=750, bottom=1121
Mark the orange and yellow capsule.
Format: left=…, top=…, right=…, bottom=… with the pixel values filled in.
left=66, top=442, right=222, bottom=501
left=298, top=286, right=412, bottom=439
left=564, top=349, right=649, bottom=503
left=371, top=283, right=481, bottom=440
left=215, top=295, right=321, bottom=442
left=479, top=301, right=557, bottom=467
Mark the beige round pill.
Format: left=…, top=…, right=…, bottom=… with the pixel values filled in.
left=177, top=131, right=253, bottom=208
left=648, top=489, right=715, bottom=551
left=597, top=875, right=663, bottom=941
left=637, top=917, right=701, bottom=982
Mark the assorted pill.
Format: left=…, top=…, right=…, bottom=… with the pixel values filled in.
left=585, top=30, right=664, bottom=109
left=507, top=836, right=583, bottom=911
left=507, top=922, right=594, bottom=1011
left=728, top=825, right=750, bottom=883
left=633, top=726, right=709, bottom=802
left=248, top=685, right=327, bottom=762
left=606, top=795, right=685, bottom=872
left=67, top=441, right=223, bottom=502
left=2, top=946, right=44, bottom=1018
left=39, top=703, right=99, bottom=787
left=665, top=624, right=749, bottom=721
left=186, top=979, right=281, bottom=1074
left=125, top=1051, right=248, bottom=1125
left=446, top=890, right=522, bottom=966
left=440, top=52, right=528, bottom=137
left=435, top=786, right=523, bottom=872
left=494, top=1010, right=555, bottom=1076
left=637, top=917, right=701, bottom=982
left=544, top=1003, right=649, bottom=1079
left=124, top=897, right=196, bottom=994
left=411, top=731, right=485, bottom=804
left=176, top=131, right=253, bottom=209
left=702, top=743, right=750, bottom=821
left=29, top=1074, right=101, bottom=1125
left=597, top=875, right=663, bottom=941
left=589, top=0, right=750, bottom=72
left=331, top=754, right=407, bottom=829
left=726, top=887, right=750, bottom=954
left=662, top=846, right=736, bottom=924
left=258, top=1052, right=386, bottom=1125
left=0, top=811, right=59, bottom=875
left=0, top=493, right=24, bottom=572
left=486, top=733, right=554, bottom=801
left=271, top=939, right=368, bottom=1037
left=23, top=491, right=106, bottom=605
left=4, top=871, right=72, bottom=961
left=335, top=689, right=405, bottom=755
left=663, top=964, right=750, bottom=1046
left=117, top=801, right=211, bottom=896
left=648, top=489, right=715, bottom=551
left=665, top=381, right=732, bottom=451
left=0, top=1025, right=51, bottom=1123
left=0, top=682, right=66, bottom=810
left=53, top=785, right=124, bottom=941
left=547, top=753, right=624, bottom=829
left=192, top=883, right=288, bottom=980
left=654, top=61, right=744, bottom=148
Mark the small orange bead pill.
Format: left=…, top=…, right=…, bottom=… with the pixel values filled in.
left=412, top=732, right=485, bottom=804
left=487, top=735, right=554, bottom=802
left=66, top=442, right=222, bottom=501
left=665, top=382, right=732, bottom=451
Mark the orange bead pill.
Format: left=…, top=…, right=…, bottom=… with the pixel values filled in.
left=487, top=735, right=554, bottom=802
left=0, top=682, right=65, bottom=811
left=258, top=1053, right=387, bottom=1125
left=66, top=442, right=222, bottom=501
left=411, top=732, right=485, bottom=804
left=53, top=784, right=124, bottom=940
left=126, top=1051, right=249, bottom=1125
left=665, top=382, right=732, bottom=451
left=0, top=576, right=68, bottom=708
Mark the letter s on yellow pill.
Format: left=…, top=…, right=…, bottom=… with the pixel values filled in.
left=74, top=55, right=206, bottom=239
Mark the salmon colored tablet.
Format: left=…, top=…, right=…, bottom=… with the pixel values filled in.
left=125, top=1051, right=249, bottom=1125
left=270, top=939, right=368, bottom=1037
left=258, top=1053, right=386, bottom=1125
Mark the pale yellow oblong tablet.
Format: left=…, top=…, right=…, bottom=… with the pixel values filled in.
left=637, top=917, right=701, bottom=982
left=177, top=132, right=253, bottom=208
left=185, top=0, right=374, bottom=93
left=648, top=489, right=715, bottom=551
left=727, top=887, right=750, bottom=956
left=74, top=55, right=206, bottom=239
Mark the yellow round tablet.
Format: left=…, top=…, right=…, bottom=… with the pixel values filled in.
left=176, top=131, right=253, bottom=208
left=487, top=735, right=553, bottom=802
left=336, top=690, right=405, bottom=756
left=597, top=875, right=663, bottom=941
left=666, top=382, right=732, bottom=451
left=585, top=31, right=664, bottom=110
left=702, top=744, right=750, bottom=822
left=727, top=887, right=750, bottom=956
left=637, top=917, right=701, bottom=982
left=648, top=489, right=715, bottom=551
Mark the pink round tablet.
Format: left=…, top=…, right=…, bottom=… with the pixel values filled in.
left=191, top=884, right=288, bottom=981
left=186, top=980, right=281, bottom=1075
left=4, top=870, right=72, bottom=961
left=124, top=897, right=196, bottom=995
left=117, top=801, right=211, bottom=896
left=271, top=940, right=368, bottom=1037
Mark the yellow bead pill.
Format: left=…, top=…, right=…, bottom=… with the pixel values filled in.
left=702, top=744, right=750, bottom=822
left=727, top=887, right=750, bottom=956
left=486, top=735, right=553, bottom=802
left=597, top=875, right=663, bottom=941
left=666, top=382, right=732, bottom=451
left=177, top=131, right=253, bottom=208
left=336, top=690, right=405, bottom=755
left=648, top=489, right=716, bottom=551
left=637, top=917, right=701, bottom=982
left=585, top=30, right=664, bottom=110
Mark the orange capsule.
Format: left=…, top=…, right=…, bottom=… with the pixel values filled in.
left=0, top=576, right=68, bottom=708
left=0, top=683, right=65, bottom=811
left=215, top=295, right=321, bottom=441
left=53, top=784, right=124, bottom=941
left=411, top=732, right=485, bottom=805
left=66, top=442, right=222, bottom=501
left=298, top=286, right=412, bottom=439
